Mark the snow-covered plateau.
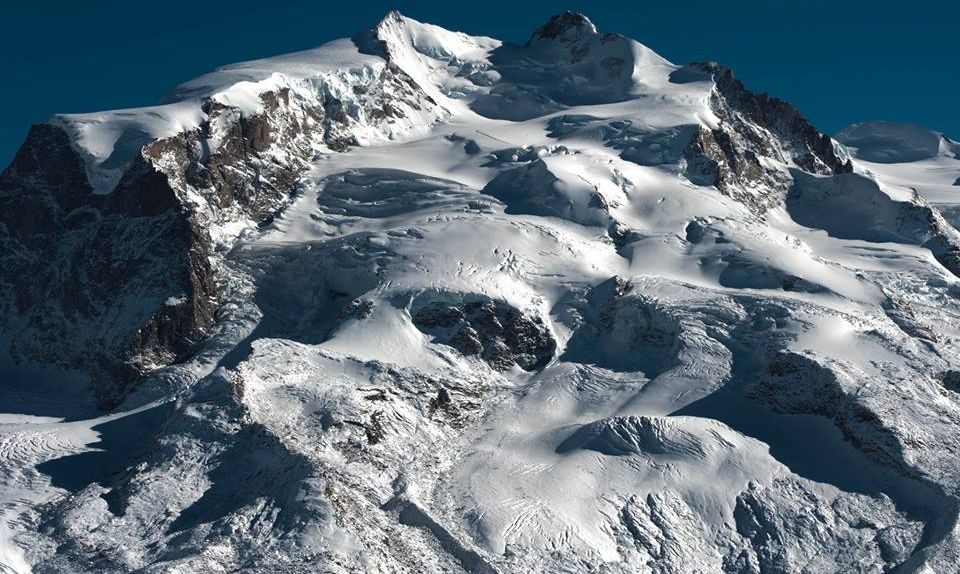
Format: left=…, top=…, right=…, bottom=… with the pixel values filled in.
left=2, top=11, right=960, bottom=574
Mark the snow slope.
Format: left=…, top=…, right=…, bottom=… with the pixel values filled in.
left=3, top=11, right=960, bottom=574
left=836, top=121, right=960, bottom=228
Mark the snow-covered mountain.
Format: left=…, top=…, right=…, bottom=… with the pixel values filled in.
left=2, top=11, right=960, bottom=574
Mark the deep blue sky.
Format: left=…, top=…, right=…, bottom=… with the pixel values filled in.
left=3, top=1, right=957, bottom=168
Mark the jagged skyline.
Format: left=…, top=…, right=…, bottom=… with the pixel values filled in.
left=2, top=0, right=957, bottom=168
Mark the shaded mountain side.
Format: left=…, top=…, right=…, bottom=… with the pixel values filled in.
left=0, top=44, right=444, bottom=407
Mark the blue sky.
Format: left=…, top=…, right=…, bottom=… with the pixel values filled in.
left=2, top=0, right=957, bottom=168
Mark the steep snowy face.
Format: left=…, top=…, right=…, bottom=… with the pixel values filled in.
left=3, top=11, right=960, bottom=574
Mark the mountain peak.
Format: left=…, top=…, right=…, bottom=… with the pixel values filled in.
left=380, top=8, right=405, bottom=22
left=5, top=11, right=960, bottom=574
left=528, top=11, right=598, bottom=45
left=374, top=8, right=409, bottom=35
left=355, top=9, right=411, bottom=58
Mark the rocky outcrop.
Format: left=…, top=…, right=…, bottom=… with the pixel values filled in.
left=0, top=125, right=213, bottom=406
left=0, top=91, right=318, bottom=405
left=674, top=62, right=852, bottom=211
left=734, top=479, right=922, bottom=573
left=0, top=36, right=444, bottom=407
left=412, top=296, right=556, bottom=371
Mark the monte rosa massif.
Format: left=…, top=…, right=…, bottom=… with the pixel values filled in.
left=2, top=11, right=960, bottom=574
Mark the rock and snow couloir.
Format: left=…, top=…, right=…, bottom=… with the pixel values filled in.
left=2, top=11, right=960, bottom=574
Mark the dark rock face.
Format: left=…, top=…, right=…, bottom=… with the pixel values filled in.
left=543, top=64, right=852, bottom=214
left=0, top=99, right=311, bottom=406
left=0, top=125, right=213, bottom=406
left=675, top=62, right=852, bottom=211
left=412, top=297, right=556, bottom=371
left=0, top=49, right=442, bottom=407
left=180, top=92, right=319, bottom=220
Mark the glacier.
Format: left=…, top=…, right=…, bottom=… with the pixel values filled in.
left=1, top=11, right=960, bottom=574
